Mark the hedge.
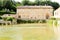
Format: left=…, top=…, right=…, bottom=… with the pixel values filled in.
left=0, top=11, right=16, bottom=15
left=17, top=19, right=46, bottom=24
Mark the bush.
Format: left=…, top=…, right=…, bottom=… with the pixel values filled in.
left=0, top=11, right=16, bottom=15
left=3, top=16, right=14, bottom=22
left=50, top=16, right=56, bottom=20
left=17, top=19, right=46, bottom=24
left=0, top=16, right=2, bottom=19
left=51, top=18, right=56, bottom=20
left=17, top=19, right=26, bottom=23
left=3, top=17, right=7, bottom=21
left=42, top=20, right=46, bottom=23
left=38, top=20, right=46, bottom=23
left=27, top=20, right=32, bottom=23
left=6, top=16, right=14, bottom=22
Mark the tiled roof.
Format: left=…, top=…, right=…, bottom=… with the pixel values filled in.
left=17, top=6, right=53, bottom=9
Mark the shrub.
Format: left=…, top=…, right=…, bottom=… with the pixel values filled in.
left=3, top=16, right=14, bottom=22
left=0, top=16, right=2, bottom=19
left=3, top=17, right=7, bottom=21
left=17, top=19, right=47, bottom=24
left=50, top=16, right=56, bottom=20
left=42, top=20, right=46, bottom=23
left=6, top=16, right=14, bottom=22
left=0, top=11, right=16, bottom=15
left=17, top=19, right=26, bottom=23
left=51, top=18, right=56, bottom=20
left=38, top=20, right=46, bottom=23
left=17, top=19, right=42, bottom=24
left=27, top=20, right=32, bottom=23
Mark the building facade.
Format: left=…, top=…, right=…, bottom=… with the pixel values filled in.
left=17, top=6, right=53, bottom=20
left=54, top=7, right=60, bottom=18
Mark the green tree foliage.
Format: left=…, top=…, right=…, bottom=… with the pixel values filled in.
left=51, top=2, right=59, bottom=10
left=0, top=0, right=60, bottom=12
left=34, top=0, right=59, bottom=10
left=16, top=2, right=21, bottom=6
left=35, top=0, right=40, bottom=5
left=21, top=0, right=30, bottom=5
left=21, top=0, right=59, bottom=10
left=0, top=0, right=3, bottom=10
left=4, top=0, right=16, bottom=12
left=44, top=1, right=59, bottom=10
left=0, top=0, right=16, bottom=12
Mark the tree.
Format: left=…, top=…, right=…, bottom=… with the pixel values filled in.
left=45, top=1, right=59, bottom=10
left=21, top=0, right=29, bottom=6
left=40, top=0, right=50, bottom=1
left=3, top=0, right=16, bottom=12
left=0, top=0, right=3, bottom=10
left=34, top=0, right=40, bottom=5
left=51, top=2, right=59, bottom=10
left=16, top=2, right=21, bottom=6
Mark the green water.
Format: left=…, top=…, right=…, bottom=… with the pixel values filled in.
left=0, top=24, right=55, bottom=40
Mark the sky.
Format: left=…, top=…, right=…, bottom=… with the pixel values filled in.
left=14, top=0, right=60, bottom=4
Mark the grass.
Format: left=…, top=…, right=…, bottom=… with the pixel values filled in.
left=0, top=23, right=55, bottom=40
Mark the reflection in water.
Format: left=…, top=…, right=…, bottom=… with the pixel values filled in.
left=0, top=26, right=54, bottom=40
left=0, top=27, right=23, bottom=40
left=53, top=20, right=60, bottom=40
